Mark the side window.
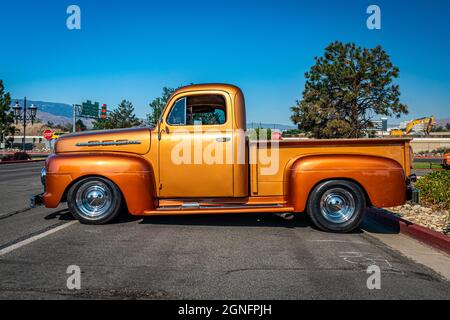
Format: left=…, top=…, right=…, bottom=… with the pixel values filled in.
left=167, top=94, right=227, bottom=126
left=167, top=98, right=186, bottom=125
left=188, top=106, right=226, bottom=125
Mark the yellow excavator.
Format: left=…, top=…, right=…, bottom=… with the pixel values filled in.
left=390, top=116, right=435, bottom=136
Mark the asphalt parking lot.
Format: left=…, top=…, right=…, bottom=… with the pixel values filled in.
left=0, top=161, right=449, bottom=299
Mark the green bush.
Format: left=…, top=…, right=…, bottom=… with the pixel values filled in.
left=415, top=171, right=450, bottom=210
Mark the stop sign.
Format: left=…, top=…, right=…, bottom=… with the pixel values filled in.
left=43, top=129, right=53, bottom=141
left=271, top=131, right=282, bottom=140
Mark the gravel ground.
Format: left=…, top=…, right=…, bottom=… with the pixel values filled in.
left=385, top=202, right=450, bottom=235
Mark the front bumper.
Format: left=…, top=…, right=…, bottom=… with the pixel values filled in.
left=30, top=193, right=44, bottom=208
left=30, top=167, right=46, bottom=208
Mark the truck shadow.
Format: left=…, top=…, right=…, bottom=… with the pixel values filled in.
left=359, top=209, right=401, bottom=235
left=44, top=209, right=74, bottom=221
left=139, top=213, right=310, bottom=229
left=138, top=211, right=400, bottom=234
left=43, top=208, right=400, bottom=234
left=138, top=213, right=368, bottom=234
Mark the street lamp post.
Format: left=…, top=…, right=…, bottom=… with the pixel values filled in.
left=12, top=97, right=38, bottom=152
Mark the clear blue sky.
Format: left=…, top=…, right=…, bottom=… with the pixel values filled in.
left=1, top=0, right=449, bottom=124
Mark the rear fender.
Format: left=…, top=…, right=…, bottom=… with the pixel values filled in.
left=287, top=154, right=406, bottom=212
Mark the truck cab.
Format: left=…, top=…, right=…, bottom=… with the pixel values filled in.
left=37, top=84, right=415, bottom=232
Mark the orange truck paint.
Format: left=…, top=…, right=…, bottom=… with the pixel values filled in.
left=44, top=153, right=155, bottom=214
left=44, top=83, right=413, bottom=216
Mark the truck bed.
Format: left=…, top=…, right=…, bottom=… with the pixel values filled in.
left=250, top=137, right=412, bottom=197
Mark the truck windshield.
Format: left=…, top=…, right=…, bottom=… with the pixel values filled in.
left=167, top=98, right=186, bottom=125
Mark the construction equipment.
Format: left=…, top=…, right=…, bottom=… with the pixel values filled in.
left=390, top=116, right=435, bottom=136
left=443, top=153, right=450, bottom=170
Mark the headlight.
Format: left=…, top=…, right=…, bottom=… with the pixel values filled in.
left=40, top=167, right=46, bottom=186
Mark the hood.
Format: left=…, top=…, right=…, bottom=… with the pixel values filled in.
left=54, top=127, right=152, bottom=155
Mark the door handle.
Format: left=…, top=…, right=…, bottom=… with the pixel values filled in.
left=216, top=137, right=230, bottom=142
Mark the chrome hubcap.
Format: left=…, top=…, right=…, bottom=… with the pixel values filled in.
left=75, top=181, right=112, bottom=220
left=320, top=188, right=355, bottom=224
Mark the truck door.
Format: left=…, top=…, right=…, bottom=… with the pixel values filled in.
left=158, top=92, right=234, bottom=198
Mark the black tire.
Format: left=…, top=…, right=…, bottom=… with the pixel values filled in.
left=306, top=180, right=366, bottom=233
left=67, top=177, right=122, bottom=225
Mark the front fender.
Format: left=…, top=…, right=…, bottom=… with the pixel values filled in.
left=288, top=154, right=407, bottom=212
left=44, top=153, right=155, bottom=214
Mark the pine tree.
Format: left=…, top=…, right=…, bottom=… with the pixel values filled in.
left=75, top=119, right=87, bottom=132
left=92, top=118, right=108, bottom=130
left=291, top=42, right=408, bottom=138
left=107, top=100, right=141, bottom=129
left=0, top=80, right=15, bottom=147
left=147, top=87, right=176, bottom=127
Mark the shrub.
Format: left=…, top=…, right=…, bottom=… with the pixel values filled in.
left=415, top=170, right=450, bottom=210
left=1, top=152, right=31, bottom=162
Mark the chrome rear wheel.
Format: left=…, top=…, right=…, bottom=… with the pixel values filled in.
left=320, top=188, right=356, bottom=224
left=307, top=180, right=366, bottom=233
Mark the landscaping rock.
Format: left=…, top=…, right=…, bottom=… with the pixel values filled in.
left=384, top=202, right=449, bottom=235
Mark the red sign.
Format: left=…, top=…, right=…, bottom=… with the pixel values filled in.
left=271, top=131, right=282, bottom=140
left=43, top=129, right=53, bottom=141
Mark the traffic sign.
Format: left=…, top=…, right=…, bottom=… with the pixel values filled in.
left=81, top=100, right=100, bottom=119
left=271, top=131, right=282, bottom=140
left=43, top=130, right=53, bottom=141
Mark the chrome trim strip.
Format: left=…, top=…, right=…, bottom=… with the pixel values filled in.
left=75, top=140, right=141, bottom=147
left=157, top=204, right=284, bottom=211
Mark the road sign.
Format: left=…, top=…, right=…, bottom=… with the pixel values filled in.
left=43, top=130, right=53, bottom=141
left=271, top=131, right=282, bottom=140
left=81, top=100, right=100, bottom=119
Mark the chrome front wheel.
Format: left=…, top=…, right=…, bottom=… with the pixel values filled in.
left=68, top=177, right=122, bottom=225
left=75, top=181, right=113, bottom=220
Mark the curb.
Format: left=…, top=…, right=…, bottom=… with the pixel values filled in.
left=0, top=159, right=46, bottom=165
left=366, top=208, right=450, bottom=255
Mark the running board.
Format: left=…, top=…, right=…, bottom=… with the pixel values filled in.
left=143, top=204, right=295, bottom=215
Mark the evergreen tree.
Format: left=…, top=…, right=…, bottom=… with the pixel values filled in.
left=75, top=119, right=87, bottom=132
left=107, top=100, right=141, bottom=129
left=0, top=80, right=15, bottom=147
left=147, top=87, right=176, bottom=127
left=92, top=118, right=108, bottom=130
left=291, top=42, right=408, bottom=138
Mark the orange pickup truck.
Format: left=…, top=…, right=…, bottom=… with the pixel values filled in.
left=33, top=84, right=416, bottom=232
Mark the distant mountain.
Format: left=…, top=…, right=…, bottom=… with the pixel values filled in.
left=12, top=99, right=72, bottom=118
left=37, top=111, right=72, bottom=126
left=436, top=118, right=450, bottom=127
left=12, top=99, right=72, bottom=126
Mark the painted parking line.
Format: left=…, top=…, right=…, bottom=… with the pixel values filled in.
left=0, top=221, right=78, bottom=256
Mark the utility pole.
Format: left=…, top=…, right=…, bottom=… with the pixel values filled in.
left=72, top=104, right=76, bottom=133
left=23, top=97, right=27, bottom=151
